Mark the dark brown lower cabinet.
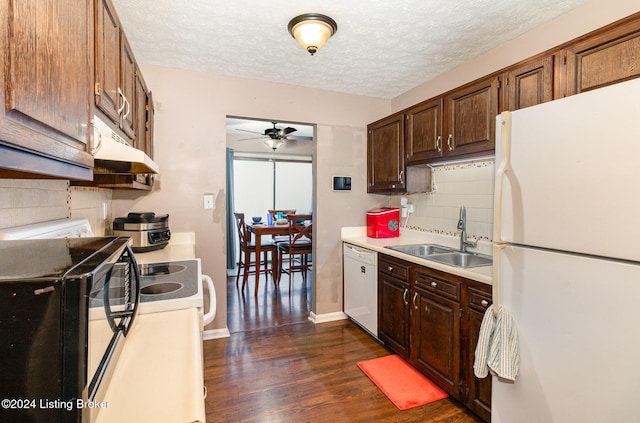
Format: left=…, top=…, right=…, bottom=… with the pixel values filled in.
left=378, top=255, right=411, bottom=358
left=378, top=253, right=492, bottom=422
left=412, top=268, right=461, bottom=396
left=464, top=281, right=493, bottom=422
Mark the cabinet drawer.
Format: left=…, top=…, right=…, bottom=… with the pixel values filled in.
left=468, top=287, right=492, bottom=313
left=379, top=255, right=411, bottom=281
left=415, top=270, right=460, bottom=301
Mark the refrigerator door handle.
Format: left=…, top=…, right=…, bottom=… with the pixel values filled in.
left=491, top=243, right=507, bottom=316
left=493, top=112, right=512, bottom=244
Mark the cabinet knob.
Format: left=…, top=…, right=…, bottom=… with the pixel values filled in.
left=431, top=281, right=437, bottom=288
left=403, top=288, right=409, bottom=305
left=447, top=134, right=454, bottom=151
left=412, top=292, right=418, bottom=309
left=388, top=266, right=393, bottom=272
left=435, top=135, right=442, bottom=152
left=481, top=299, right=489, bottom=307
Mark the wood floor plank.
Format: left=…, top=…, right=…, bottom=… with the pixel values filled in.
left=205, top=272, right=481, bottom=422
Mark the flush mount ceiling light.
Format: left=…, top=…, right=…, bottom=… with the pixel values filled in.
left=288, top=13, right=338, bottom=55
left=264, top=138, right=285, bottom=150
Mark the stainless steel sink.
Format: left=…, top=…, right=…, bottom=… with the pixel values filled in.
left=385, top=244, right=492, bottom=268
left=386, top=244, right=453, bottom=258
left=426, top=251, right=493, bottom=268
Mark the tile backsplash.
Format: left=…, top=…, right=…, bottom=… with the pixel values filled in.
left=0, top=179, right=68, bottom=228
left=69, top=187, right=113, bottom=235
left=391, top=160, right=495, bottom=241
left=0, top=180, right=112, bottom=235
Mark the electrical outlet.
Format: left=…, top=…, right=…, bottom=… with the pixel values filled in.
left=203, top=194, right=214, bottom=209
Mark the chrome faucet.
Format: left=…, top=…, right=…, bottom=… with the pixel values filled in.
left=457, top=206, right=478, bottom=253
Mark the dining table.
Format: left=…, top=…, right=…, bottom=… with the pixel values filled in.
left=248, top=221, right=293, bottom=286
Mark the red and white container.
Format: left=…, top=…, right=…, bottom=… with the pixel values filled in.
left=366, top=207, right=400, bottom=238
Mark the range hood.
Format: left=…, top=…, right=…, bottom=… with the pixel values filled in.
left=92, top=116, right=159, bottom=174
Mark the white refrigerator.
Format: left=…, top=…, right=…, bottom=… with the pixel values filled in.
left=492, top=78, right=640, bottom=423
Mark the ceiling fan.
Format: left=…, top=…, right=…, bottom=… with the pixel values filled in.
left=236, top=122, right=312, bottom=150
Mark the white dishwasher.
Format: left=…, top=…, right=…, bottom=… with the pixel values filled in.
left=343, top=243, right=378, bottom=337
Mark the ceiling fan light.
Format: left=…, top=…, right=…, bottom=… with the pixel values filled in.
left=264, top=138, right=285, bottom=150
left=288, top=14, right=337, bottom=55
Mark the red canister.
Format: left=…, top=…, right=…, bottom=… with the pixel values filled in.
left=366, top=207, right=400, bottom=238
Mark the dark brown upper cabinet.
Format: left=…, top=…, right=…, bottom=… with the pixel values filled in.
left=443, top=75, right=500, bottom=159
left=0, top=0, right=93, bottom=180
left=564, top=14, right=640, bottom=96
left=95, top=0, right=136, bottom=142
left=503, top=55, right=556, bottom=111
left=406, top=98, right=444, bottom=164
left=367, top=113, right=406, bottom=193
left=95, top=0, right=121, bottom=123
left=404, top=76, right=499, bottom=167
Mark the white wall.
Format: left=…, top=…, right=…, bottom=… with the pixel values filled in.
left=111, top=68, right=389, bottom=330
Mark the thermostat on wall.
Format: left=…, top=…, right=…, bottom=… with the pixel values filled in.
left=332, top=176, right=352, bottom=191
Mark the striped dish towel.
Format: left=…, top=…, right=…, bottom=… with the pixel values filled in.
left=473, top=304, right=520, bottom=381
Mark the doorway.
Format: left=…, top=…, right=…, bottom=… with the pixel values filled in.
left=225, top=116, right=315, bottom=333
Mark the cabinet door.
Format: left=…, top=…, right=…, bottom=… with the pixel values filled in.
left=95, top=0, right=121, bottom=123
left=367, top=113, right=405, bottom=193
left=120, top=33, right=136, bottom=139
left=444, top=76, right=499, bottom=158
left=406, top=98, right=443, bottom=164
left=378, top=273, right=410, bottom=358
left=133, top=68, right=154, bottom=186
left=412, top=286, right=461, bottom=396
left=134, top=69, right=149, bottom=153
left=565, top=17, right=640, bottom=96
left=466, top=286, right=492, bottom=422
left=504, top=55, right=555, bottom=111
left=0, top=0, right=93, bottom=179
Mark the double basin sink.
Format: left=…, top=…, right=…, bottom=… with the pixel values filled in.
left=385, top=244, right=492, bottom=268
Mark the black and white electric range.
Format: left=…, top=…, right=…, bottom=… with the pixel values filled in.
left=88, top=258, right=203, bottom=318
left=0, top=219, right=206, bottom=318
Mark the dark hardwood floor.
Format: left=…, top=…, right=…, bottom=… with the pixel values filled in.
left=203, top=271, right=481, bottom=422
left=226, top=269, right=312, bottom=334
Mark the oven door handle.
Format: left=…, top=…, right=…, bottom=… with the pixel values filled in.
left=103, top=266, right=118, bottom=333
left=122, top=244, right=140, bottom=336
left=202, top=274, right=216, bottom=326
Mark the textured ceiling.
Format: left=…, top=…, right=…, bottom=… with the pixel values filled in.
left=112, top=0, right=588, bottom=99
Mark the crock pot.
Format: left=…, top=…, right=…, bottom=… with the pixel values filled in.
left=113, top=212, right=171, bottom=252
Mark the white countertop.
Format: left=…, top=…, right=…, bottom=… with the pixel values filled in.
left=341, top=226, right=492, bottom=285
left=95, top=308, right=205, bottom=423
left=134, top=232, right=196, bottom=263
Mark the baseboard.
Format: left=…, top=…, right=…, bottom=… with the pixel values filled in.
left=308, top=311, right=348, bottom=324
left=203, top=327, right=231, bottom=340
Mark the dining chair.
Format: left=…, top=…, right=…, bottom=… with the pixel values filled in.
left=234, top=212, right=277, bottom=295
left=275, top=214, right=312, bottom=288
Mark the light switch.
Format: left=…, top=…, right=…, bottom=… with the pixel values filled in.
left=203, top=194, right=214, bottom=209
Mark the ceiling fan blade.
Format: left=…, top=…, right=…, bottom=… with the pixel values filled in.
left=236, top=136, right=267, bottom=141
left=281, top=127, right=297, bottom=135
left=236, top=129, right=264, bottom=135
